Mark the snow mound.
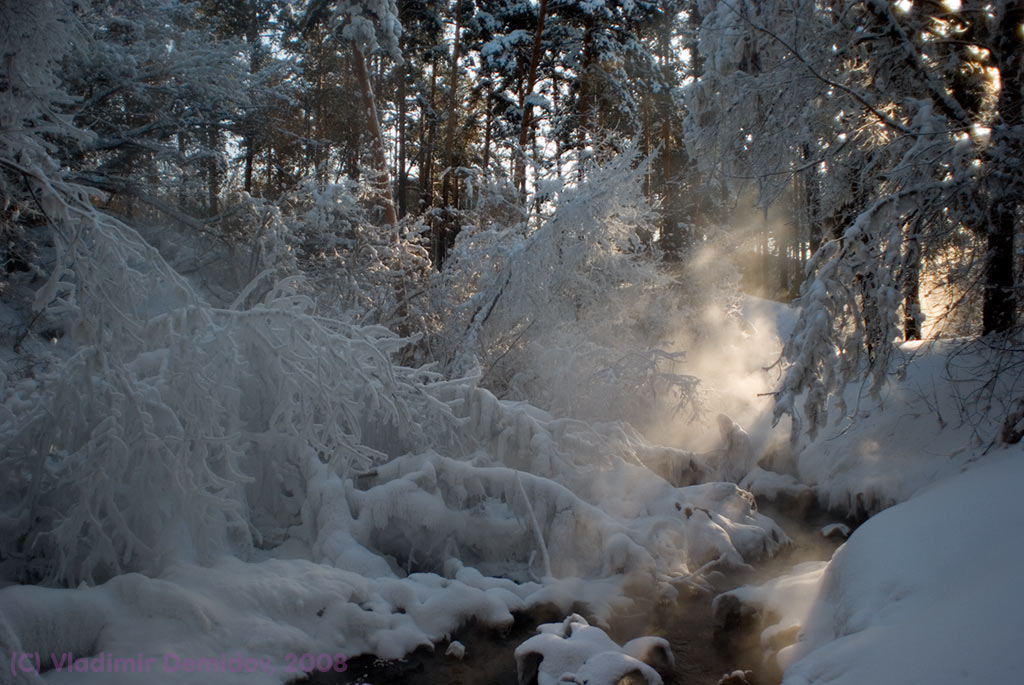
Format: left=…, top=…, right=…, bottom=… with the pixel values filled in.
left=716, top=447, right=1024, bottom=685
left=515, top=614, right=672, bottom=685
left=793, top=340, right=1021, bottom=517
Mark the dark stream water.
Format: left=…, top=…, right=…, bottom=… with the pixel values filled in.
left=302, top=498, right=847, bottom=685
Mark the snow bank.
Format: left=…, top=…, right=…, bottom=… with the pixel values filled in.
left=717, top=447, right=1024, bottom=684
left=794, top=340, right=1019, bottom=516
left=680, top=302, right=1022, bottom=519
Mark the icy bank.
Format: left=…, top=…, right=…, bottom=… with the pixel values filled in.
left=717, top=447, right=1024, bottom=684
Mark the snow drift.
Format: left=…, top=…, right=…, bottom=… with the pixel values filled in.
left=715, top=447, right=1024, bottom=685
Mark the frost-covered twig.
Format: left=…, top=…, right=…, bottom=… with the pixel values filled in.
left=517, top=472, right=552, bottom=579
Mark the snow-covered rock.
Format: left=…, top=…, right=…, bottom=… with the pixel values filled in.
left=514, top=614, right=672, bottom=685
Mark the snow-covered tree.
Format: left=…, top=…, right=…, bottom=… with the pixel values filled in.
left=60, top=0, right=255, bottom=221
left=685, top=0, right=1024, bottom=438
left=433, top=149, right=716, bottom=426
left=1, top=0, right=92, bottom=281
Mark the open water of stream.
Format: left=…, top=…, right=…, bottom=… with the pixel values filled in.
left=302, top=498, right=848, bottom=685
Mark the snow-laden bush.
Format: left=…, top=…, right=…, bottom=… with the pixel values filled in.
left=128, top=192, right=297, bottom=311
left=1, top=193, right=783, bottom=588
left=277, top=181, right=434, bottom=332
left=433, top=151, right=710, bottom=427
left=0, top=204, right=424, bottom=580
left=140, top=182, right=434, bottom=332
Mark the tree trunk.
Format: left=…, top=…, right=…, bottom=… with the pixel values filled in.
left=243, top=140, right=254, bottom=193
left=512, top=72, right=523, bottom=180
left=983, top=203, right=1016, bottom=335
left=177, top=132, right=188, bottom=209
left=659, top=117, right=682, bottom=256
left=441, top=0, right=463, bottom=209
left=243, top=19, right=261, bottom=194
left=314, top=61, right=326, bottom=185
left=515, top=0, right=548, bottom=196
left=552, top=73, right=561, bottom=180
left=206, top=125, right=219, bottom=216
left=397, top=60, right=408, bottom=218
left=642, top=96, right=652, bottom=199
left=351, top=41, right=405, bottom=333
left=531, top=117, right=540, bottom=217
left=981, top=1, right=1023, bottom=335
left=418, top=94, right=429, bottom=210
left=577, top=17, right=595, bottom=182
left=423, top=59, right=437, bottom=210
left=435, top=0, right=465, bottom=268
left=802, top=143, right=822, bottom=257
left=904, top=253, right=922, bottom=340
left=350, top=42, right=398, bottom=228
left=482, top=94, right=492, bottom=178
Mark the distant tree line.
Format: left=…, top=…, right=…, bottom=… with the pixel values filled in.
left=1, top=0, right=710, bottom=266
left=3, top=0, right=1021, bottom=437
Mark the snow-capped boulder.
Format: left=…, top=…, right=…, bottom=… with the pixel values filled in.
left=514, top=614, right=672, bottom=685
